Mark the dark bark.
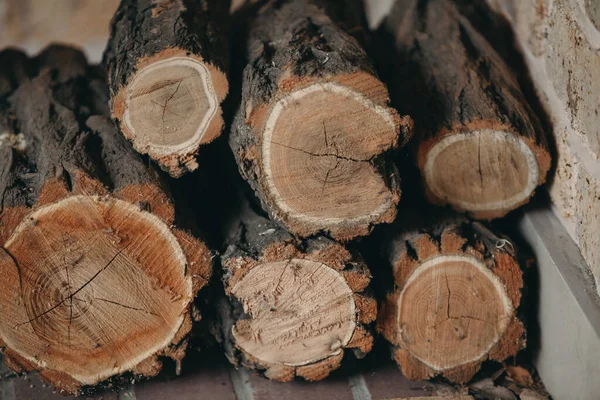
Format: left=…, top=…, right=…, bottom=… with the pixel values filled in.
left=221, top=200, right=294, bottom=264
left=230, top=0, right=375, bottom=150
left=218, top=194, right=376, bottom=381
left=0, top=49, right=37, bottom=98
left=382, top=0, right=548, bottom=145
left=0, top=45, right=213, bottom=395
left=0, top=49, right=37, bottom=220
left=103, top=0, right=229, bottom=95
left=1, top=46, right=167, bottom=215
left=378, top=0, right=551, bottom=218
left=238, top=0, right=370, bottom=105
left=229, top=0, right=410, bottom=239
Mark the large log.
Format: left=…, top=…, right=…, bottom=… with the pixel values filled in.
left=0, top=47, right=213, bottom=395
left=218, top=198, right=376, bottom=381
left=229, top=0, right=413, bottom=240
left=380, top=0, right=551, bottom=219
left=378, top=219, right=526, bottom=383
left=103, top=0, right=229, bottom=177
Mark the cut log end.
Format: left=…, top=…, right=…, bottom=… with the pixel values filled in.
left=261, top=82, right=400, bottom=237
left=0, top=195, right=192, bottom=389
left=422, top=129, right=540, bottom=219
left=230, top=0, right=410, bottom=239
left=396, top=255, right=512, bottom=373
left=220, top=200, right=375, bottom=380
left=380, top=222, right=525, bottom=383
left=230, top=258, right=356, bottom=367
left=114, top=54, right=227, bottom=177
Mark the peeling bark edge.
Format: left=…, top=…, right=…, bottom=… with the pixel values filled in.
left=379, top=0, right=551, bottom=219
left=229, top=0, right=412, bottom=240
left=378, top=218, right=526, bottom=383
left=216, top=198, right=376, bottom=381
left=103, top=0, right=230, bottom=177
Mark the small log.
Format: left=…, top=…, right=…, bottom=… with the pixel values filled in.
left=381, top=0, right=551, bottom=219
left=0, top=47, right=212, bottom=395
left=229, top=0, right=413, bottom=240
left=103, top=0, right=229, bottom=177
left=378, top=219, right=526, bottom=383
left=219, top=199, right=376, bottom=381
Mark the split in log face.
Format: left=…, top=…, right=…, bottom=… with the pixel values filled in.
left=263, top=82, right=399, bottom=225
left=0, top=196, right=190, bottom=385
left=104, top=0, right=230, bottom=177
left=396, top=255, right=512, bottom=372
left=230, top=0, right=412, bottom=240
left=231, top=259, right=356, bottom=367
left=423, top=129, right=539, bottom=214
left=379, top=220, right=525, bottom=383
left=123, top=57, right=219, bottom=156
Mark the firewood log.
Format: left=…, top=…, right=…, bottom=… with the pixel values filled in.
left=218, top=198, right=376, bottom=381
left=380, top=0, right=551, bottom=219
left=103, top=0, right=229, bottom=177
left=0, top=47, right=212, bottom=395
left=378, top=219, right=526, bottom=383
left=229, top=0, right=413, bottom=240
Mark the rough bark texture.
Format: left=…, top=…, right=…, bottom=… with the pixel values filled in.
left=230, top=0, right=412, bottom=240
left=103, top=0, right=230, bottom=177
left=218, top=197, right=376, bottom=381
left=380, top=0, right=551, bottom=220
left=0, top=48, right=37, bottom=212
left=1, top=46, right=173, bottom=234
left=0, top=46, right=212, bottom=395
left=378, top=218, right=525, bottom=384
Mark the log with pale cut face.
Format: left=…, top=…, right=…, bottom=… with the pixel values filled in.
left=381, top=0, right=551, bottom=220
left=0, top=196, right=192, bottom=387
left=230, top=0, right=412, bottom=240
left=231, top=259, right=357, bottom=367
left=423, top=128, right=539, bottom=218
left=394, top=255, right=512, bottom=371
left=123, top=58, right=219, bottom=156
left=105, top=0, right=229, bottom=178
left=0, top=47, right=212, bottom=395
left=379, top=220, right=525, bottom=383
left=219, top=200, right=376, bottom=381
left=261, top=82, right=401, bottom=236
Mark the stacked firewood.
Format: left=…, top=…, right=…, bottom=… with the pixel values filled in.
left=0, top=0, right=551, bottom=395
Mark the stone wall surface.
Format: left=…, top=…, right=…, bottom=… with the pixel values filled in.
left=486, top=0, right=600, bottom=292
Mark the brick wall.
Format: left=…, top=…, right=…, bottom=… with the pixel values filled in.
left=485, top=0, right=600, bottom=293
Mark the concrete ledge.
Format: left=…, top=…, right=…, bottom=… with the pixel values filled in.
left=518, top=207, right=600, bottom=400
